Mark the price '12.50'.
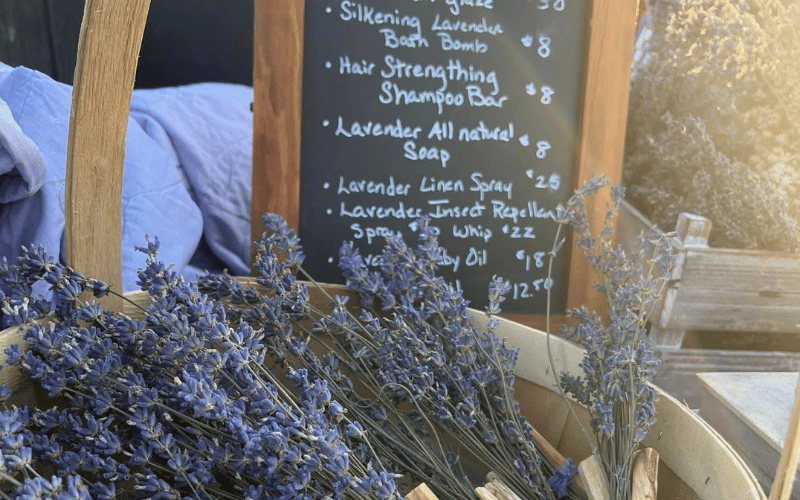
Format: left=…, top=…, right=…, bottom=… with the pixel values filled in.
left=510, top=278, right=554, bottom=300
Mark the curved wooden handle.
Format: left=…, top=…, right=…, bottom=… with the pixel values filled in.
left=65, top=0, right=151, bottom=311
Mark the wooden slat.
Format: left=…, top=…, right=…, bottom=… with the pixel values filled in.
left=662, top=284, right=800, bottom=333
left=483, top=473, right=525, bottom=500
left=500, top=312, right=571, bottom=334
left=655, top=350, right=800, bottom=409
left=65, top=0, right=150, bottom=312
left=631, top=448, right=659, bottom=500
left=579, top=455, right=611, bottom=500
left=475, top=486, right=501, bottom=500
left=405, top=483, right=440, bottom=500
left=251, top=0, right=304, bottom=247
left=679, top=249, right=800, bottom=293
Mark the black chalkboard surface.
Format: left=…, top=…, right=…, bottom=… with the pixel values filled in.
left=297, top=1, right=590, bottom=315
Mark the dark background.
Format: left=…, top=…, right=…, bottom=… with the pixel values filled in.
left=0, top=0, right=253, bottom=88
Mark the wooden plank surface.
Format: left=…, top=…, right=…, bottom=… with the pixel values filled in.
left=64, top=0, right=150, bottom=311
left=698, top=372, right=800, bottom=500
left=251, top=0, right=304, bottom=246
left=662, top=286, right=800, bottom=333
left=662, top=251, right=800, bottom=330
left=679, top=249, right=800, bottom=294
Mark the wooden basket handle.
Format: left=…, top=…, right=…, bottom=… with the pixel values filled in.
left=65, top=0, right=151, bottom=312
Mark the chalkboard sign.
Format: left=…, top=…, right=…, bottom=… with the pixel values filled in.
left=297, top=1, right=590, bottom=314
left=253, top=0, right=639, bottom=325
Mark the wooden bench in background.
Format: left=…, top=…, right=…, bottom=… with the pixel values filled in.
left=617, top=200, right=800, bottom=408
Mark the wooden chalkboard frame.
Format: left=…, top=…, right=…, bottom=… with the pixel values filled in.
left=252, top=0, right=639, bottom=330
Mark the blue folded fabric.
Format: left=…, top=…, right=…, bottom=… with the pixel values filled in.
left=0, top=67, right=204, bottom=291
left=0, top=100, right=46, bottom=204
left=129, top=83, right=253, bottom=276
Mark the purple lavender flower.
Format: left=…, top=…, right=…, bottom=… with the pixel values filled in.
left=547, top=458, right=578, bottom=499
left=553, top=177, right=678, bottom=500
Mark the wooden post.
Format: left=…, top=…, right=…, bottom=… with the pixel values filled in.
left=650, top=211, right=713, bottom=348
left=567, top=0, right=640, bottom=316
left=251, top=0, right=305, bottom=248
left=768, top=373, right=800, bottom=500
left=675, top=212, right=712, bottom=247
left=65, top=0, right=151, bottom=312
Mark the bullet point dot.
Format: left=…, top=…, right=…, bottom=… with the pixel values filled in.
left=323, top=182, right=330, bottom=189
left=326, top=7, right=332, bottom=13
left=325, top=61, right=332, bottom=68
left=322, top=120, right=330, bottom=127
left=328, top=257, right=334, bottom=263
left=326, top=208, right=333, bottom=215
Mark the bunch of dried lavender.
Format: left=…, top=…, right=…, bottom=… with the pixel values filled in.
left=198, top=213, right=584, bottom=500
left=548, top=176, right=678, bottom=500
left=0, top=243, right=404, bottom=500
left=624, top=0, right=800, bottom=251
left=0, top=218, right=583, bottom=500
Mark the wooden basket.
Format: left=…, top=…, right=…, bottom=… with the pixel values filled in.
left=0, top=1, right=768, bottom=499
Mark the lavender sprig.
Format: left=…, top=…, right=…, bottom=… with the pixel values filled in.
left=549, top=176, right=678, bottom=500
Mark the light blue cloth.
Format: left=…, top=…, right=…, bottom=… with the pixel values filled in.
left=130, top=83, right=253, bottom=276
left=0, top=104, right=46, bottom=203
left=0, top=61, right=12, bottom=83
left=0, top=66, right=254, bottom=291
